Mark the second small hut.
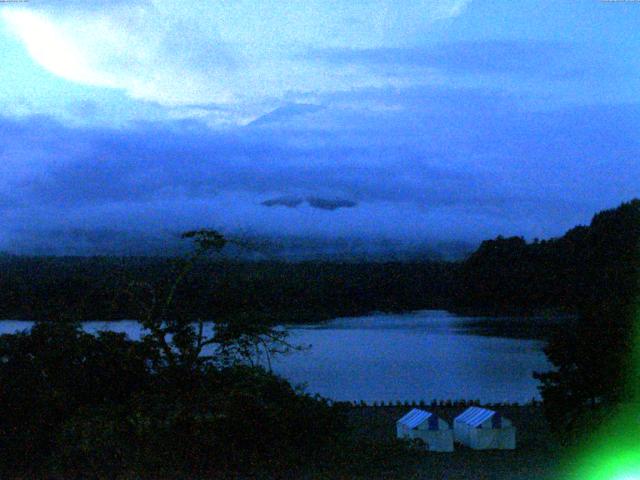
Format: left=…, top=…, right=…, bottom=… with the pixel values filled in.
left=453, top=406, right=516, bottom=450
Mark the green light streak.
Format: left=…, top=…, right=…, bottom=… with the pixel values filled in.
left=565, top=302, right=640, bottom=480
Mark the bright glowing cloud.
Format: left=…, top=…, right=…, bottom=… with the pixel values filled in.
left=1, top=5, right=237, bottom=105
left=1, top=1, right=469, bottom=110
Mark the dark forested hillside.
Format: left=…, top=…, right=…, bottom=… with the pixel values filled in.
left=0, top=258, right=458, bottom=322
left=455, top=199, right=640, bottom=315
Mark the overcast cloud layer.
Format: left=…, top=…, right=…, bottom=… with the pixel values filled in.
left=0, top=0, right=639, bottom=255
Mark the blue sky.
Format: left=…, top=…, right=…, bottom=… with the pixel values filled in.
left=1, top=0, right=639, bottom=254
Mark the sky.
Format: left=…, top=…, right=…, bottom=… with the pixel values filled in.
left=0, top=0, right=639, bottom=255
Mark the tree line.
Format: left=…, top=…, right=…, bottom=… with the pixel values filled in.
left=455, top=199, right=640, bottom=316
left=2, top=201, right=638, bottom=325
left=0, top=256, right=457, bottom=323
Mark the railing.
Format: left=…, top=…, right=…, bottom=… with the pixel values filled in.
left=325, top=398, right=542, bottom=408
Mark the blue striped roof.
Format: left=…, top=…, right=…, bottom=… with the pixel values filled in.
left=454, top=407, right=496, bottom=427
left=397, top=408, right=432, bottom=429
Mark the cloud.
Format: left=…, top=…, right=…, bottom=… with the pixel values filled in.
left=1, top=5, right=238, bottom=105
left=1, top=1, right=469, bottom=109
left=1, top=78, right=639, bottom=256
left=1, top=0, right=639, bottom=256
left=308, top=40, right=607, bottom=79
left=248, top=104, right=325, bottom=127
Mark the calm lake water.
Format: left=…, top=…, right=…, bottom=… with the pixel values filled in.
left=0, top=310, right=552, bottom=404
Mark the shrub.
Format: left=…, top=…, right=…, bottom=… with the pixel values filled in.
left=0, top=322, right=152, bottom=473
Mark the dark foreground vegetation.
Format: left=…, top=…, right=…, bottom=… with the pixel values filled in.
left=0, top=232, right=366, bottom=478
left=0, top=199, right=638, bottom=477
left=0, top=321, right=352, bottom=478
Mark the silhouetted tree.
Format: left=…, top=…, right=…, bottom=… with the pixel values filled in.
left=0, top=230, right=350, bottom=477
left=534, top=199, right=640, bottom=441
left=118, top=229, right=227, bottom=371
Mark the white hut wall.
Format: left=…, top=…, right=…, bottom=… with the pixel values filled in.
left=453, top=421, right=471, bottom=446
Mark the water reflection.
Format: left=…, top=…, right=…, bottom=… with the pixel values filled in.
left=274, top=311, right=551, bottom=403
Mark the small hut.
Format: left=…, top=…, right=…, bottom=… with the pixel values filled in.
left=396, top=408, right=454, bottom=452
left=453, top=406, right=516, bottom=450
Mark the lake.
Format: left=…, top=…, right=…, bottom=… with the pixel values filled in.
left=0, top=310, right=552, bottom=404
